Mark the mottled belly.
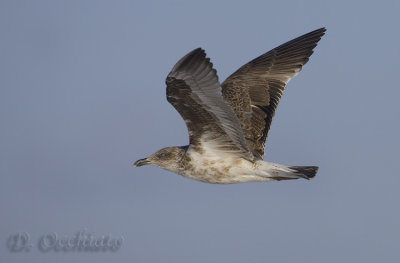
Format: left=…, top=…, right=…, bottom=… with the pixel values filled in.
left=181, top=156, right=268, bottom=184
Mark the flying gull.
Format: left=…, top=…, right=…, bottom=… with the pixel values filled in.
left=134, top=28, right=326, bottom=184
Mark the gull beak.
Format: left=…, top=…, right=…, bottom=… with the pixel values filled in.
left=133, top=158, right=150, bottom=167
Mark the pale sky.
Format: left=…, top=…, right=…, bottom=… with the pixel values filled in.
left=1, top=0, right=400, bottom=262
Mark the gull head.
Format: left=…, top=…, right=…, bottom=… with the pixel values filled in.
left=133, top=146, right=187, bottom=172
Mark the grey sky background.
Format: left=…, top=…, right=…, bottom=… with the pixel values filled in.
left=1, top=0, right=399, bottom=262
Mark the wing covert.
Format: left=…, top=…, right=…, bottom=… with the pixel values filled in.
left=222, top=28, right=326, bottom=159
left=166, top=48, right=253, bottom=160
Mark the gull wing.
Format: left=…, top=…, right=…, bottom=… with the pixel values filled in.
left=221, top=28, right=326, bottom=159
left=166, top=48, right=253, bottom=160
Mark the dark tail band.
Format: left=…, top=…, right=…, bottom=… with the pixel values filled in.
left=289, top=166, right=319, bottom=180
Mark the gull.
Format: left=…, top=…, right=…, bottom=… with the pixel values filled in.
left=134, top=28, right=326, bottom=184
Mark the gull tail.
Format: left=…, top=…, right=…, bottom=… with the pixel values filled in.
left=287, top=166, right=319, bottom=180
left=256, top=161, right=318, bottom=181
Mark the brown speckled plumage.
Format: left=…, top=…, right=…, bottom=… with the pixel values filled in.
left=134, top=28, right=325, bottom=184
